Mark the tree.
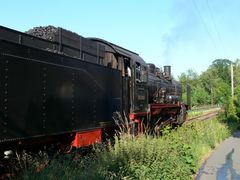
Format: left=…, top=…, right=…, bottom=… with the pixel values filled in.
left=234, top=59, right=240, bottom=90
left=198, top=68, right=218, bottom=104
left=234, top=84, right=240, bottom=118
left=211, top=59, right=232, bottom=83
left=212, top=78, right=230, bottom=105
left=179, top=59, right=233, bottom=107
left=192, top=85, right=211, bottom=106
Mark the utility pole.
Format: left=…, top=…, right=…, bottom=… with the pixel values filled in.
left=231, top=63, right=234, bottom=98
left=187, top=83, right=191, bottom=109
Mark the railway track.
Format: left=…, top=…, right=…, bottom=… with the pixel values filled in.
left=187, top=108, right=222, bottom=123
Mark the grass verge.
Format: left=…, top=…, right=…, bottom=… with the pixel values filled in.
left=22, top=116, right=239, bottom=180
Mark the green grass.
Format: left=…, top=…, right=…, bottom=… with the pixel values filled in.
left=22, top=116, right=238, bottom=180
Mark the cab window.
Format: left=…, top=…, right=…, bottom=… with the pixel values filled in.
left=135, top=62, right=147, bottom=83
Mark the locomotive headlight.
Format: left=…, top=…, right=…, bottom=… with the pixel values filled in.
left=161, top=88, right=166, bottom=94
left=4, top=150, right=13, bottom=159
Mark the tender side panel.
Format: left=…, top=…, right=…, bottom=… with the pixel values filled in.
left=0, top=41, right=122, bottom=142
left=0, top=48, right=4, bottom=139
left=3, top=55, right=43, bottom=138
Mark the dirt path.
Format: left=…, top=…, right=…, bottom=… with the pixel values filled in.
left=196, top=131, right=240, bottom=180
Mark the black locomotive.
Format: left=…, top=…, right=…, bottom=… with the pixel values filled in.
left=0, top=26, right=187, bottom=153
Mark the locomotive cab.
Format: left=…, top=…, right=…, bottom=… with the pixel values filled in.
left=132, top=61, right=148, bottom=113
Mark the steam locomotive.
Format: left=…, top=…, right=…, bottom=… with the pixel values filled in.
left=0, top=26, right=187, bottom=153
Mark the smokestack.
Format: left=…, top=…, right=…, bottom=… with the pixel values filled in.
left=164, top=65, right=171, bottom=79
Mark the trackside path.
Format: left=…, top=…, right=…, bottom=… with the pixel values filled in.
left=196, top=131, right=240, bottom=180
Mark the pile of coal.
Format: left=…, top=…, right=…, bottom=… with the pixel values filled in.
left=25, top=26, right=58, bottom=41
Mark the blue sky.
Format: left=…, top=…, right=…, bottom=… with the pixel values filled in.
left=1, top=0, right=240, bottom=79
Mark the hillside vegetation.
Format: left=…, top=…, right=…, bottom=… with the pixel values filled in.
left=179, top=59, right=240, bottom=121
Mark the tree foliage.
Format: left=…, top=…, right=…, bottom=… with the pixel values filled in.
left=211, top=59, right=232, bottom=83
left=178, top=69, right=199, bottom=105
left=178, top=58, right=240, bottom=120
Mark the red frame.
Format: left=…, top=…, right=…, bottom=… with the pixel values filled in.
left=129, top=103, right=183, bottom=134
left=72, top=129, right=102, bottom=148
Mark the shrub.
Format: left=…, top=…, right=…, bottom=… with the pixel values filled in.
left=226, top=97, right=239, bottom=122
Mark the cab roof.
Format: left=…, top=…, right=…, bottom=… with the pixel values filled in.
left=89, top=38, right=147, bottom=67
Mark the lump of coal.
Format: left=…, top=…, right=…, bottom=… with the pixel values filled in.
left=25, top=26, right=58, bottom=41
